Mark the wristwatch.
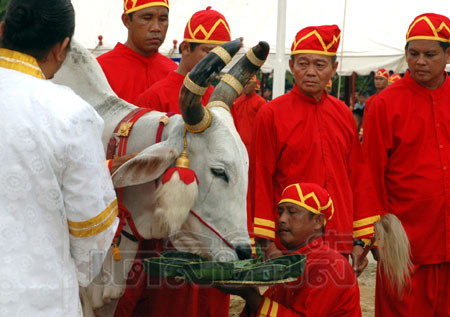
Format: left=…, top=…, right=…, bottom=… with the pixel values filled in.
left=353, top=239, right=365, bottom=248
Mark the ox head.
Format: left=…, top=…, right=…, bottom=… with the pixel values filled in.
left=114, top=39, right=270, bottom=261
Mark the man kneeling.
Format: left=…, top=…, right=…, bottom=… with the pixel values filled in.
left=222, top=183, right=362, bottom=316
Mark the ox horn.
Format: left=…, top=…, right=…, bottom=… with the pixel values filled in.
left=179, top=39, right=242, bottom=132
left=207, top=41, right=270, bottom=112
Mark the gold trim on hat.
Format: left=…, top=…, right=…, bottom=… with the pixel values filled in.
left=291, top=30, right=341, bottom=55
left=185, top=107, right=213, bottom=133
left=207, top=100, right=231, bottom=113
left=246, top=49, right=265, bottom=67
left=125, top=0, right=169, bottom=14
left=221, top=74, right=243, bottom=94
left=406, top=16, right=450, bottom=43
left=187, top=18, right=231, bottom=42
left=183, top=74, right=208, bottom=96
left=211, top=46, right=232, bottom=64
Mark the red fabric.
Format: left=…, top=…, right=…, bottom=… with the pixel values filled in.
left=406, top=13, right=450, bottom=42
left=124, top=0, right=169, bottom=14
left=250, top=86, right=382, bottom=254
left=184, top=7, right=231, bottom=44
left=375, top=262, right=450, bottom=317
left=97, top=43, right=177, bottom=105
left=388, top=73, right=402, bottom=84
left=242, top=238, right=361, bottom=317
left=136, top=71, right=214, bottom=112
left=161, top=167, right=198, bottom=185
left=231, top=92, right=266, bottom=153
left=362, top=71, right=450, bottom=265
left=291, top=25, right=341, bottom=55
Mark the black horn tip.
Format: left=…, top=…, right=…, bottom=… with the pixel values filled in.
left=254, top=41, right=270, bottom=60
left=221, top=38, right=243, bottom=57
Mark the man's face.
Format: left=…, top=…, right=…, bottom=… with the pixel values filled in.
left=277, top=202, right=322, bottom=250
left=183, top=43, right=217, bottom=72
left=374, top=76, right=388, bottom=90
left=243, top=80, right=257, bottom=95
left=289, top=54, right=337, bottom=100
left=123, top=6, right=169, bottom=57
left=406, top=39, right=450, bottom=90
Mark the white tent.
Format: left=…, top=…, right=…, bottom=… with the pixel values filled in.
left=72, top=0, right=450, bottom=76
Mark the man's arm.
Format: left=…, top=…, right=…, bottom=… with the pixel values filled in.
left=62, top=106, right=118, bottom=286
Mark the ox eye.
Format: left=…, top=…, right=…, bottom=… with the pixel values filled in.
left=211, top=168, right=229, bottom=183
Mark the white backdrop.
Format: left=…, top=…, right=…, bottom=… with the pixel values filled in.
left=72, top=0, right=450, bottom=75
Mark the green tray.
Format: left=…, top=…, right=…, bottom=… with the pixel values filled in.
left=143, top=251, right=306, bottom=285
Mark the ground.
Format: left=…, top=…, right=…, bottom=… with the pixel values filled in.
left=229, top=263, right=377, bottom=317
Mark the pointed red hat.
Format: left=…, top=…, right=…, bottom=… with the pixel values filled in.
left=388, top=73, right=402, bottom=84
left=291, top=25, right=341, bottom=56
left=124, top=0, right=169, bottom=14
left=375, top=68, right=389, bottom=80
left=406, top=13, right=450, bottom=43
left=184, top=7, right=231, bottom=44
left=279, top=183, right=334, bottom=224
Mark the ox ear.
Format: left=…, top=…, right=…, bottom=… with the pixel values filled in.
left=112, top=143, right=179, bottom=188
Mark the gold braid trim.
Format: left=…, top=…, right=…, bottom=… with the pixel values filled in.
left=185, top=107, right=212, bottom=133
left=183, top=74, right=208, bottom=96
left=221, top=74, right=243, bottom=95
left=211, top=46, right=232, bottom=64
left=207, top=100, right=231, bottom=113
left=246, top=49, right=265, bottom=67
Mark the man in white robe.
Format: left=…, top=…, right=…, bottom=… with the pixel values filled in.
left=0, top=0, right=117, bottom=315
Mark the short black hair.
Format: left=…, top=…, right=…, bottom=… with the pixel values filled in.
left=2, top=0, right=75, bottom=60
left=405, top=41, right=450, bottom=51
left=178, top=42, right=200, bottom=54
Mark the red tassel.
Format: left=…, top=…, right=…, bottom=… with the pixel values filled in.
left=162, top=167, right=198, bottom=185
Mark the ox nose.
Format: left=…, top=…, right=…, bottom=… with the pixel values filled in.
left=235, top=244, right=253, bottom=260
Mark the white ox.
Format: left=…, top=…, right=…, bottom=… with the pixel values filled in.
left=53, top=39, right=269, bottom=315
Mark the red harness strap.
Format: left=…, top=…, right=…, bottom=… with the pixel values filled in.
left=107, top=108, right=153, bottom=243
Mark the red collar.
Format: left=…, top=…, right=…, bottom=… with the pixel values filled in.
left=291, top=84, right=327, bottom=105
left=114, top=42, right=161, bottom=65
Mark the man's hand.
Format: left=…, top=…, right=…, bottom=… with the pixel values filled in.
left=258, top=239, right=283, bottom=260
left=214, top=285, right=262, bottom=313
left=350, top=244, right=368, bottom=276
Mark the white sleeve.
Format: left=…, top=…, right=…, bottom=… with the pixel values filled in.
left=61, top=104, right=118, bottom=287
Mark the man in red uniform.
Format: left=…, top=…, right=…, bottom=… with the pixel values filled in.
left=363, top=13, right=450, bottom=317
left=114, top=8, right=233, bottom=317
left=250, top=24, right=381, bottom=274
left=231, top=75, right=266, bottom=153
left=362, top=68, right=389, bottom=120
left=97, top=0, right=177, bottom=104
left=136, top=6, right=231, bottom=111
left=222, top=183, right=361, bottom=316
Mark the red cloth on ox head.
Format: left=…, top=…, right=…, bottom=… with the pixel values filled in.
left=375, top=68, right=389, bottom=79
left=124, top=0, right=169, bottom=14
left=279, top=183, right=334, bottom=224
left=291, top=25, right=341, bottom=56
left=406, top=13, right=450, bottom=43
left=184, top=7, right=231, bottom=44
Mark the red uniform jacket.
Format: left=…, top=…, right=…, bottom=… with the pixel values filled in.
left=250, top=86, right=382, bottom=254
left=97, top=43, right=177, bottom=104
left=362, top=71, right=450, bottom=265
left=242, top=238, right=361, bottom=317
left=136, top=71, right=213, bottom=111
left=232, top=92, right=266, bottom=152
